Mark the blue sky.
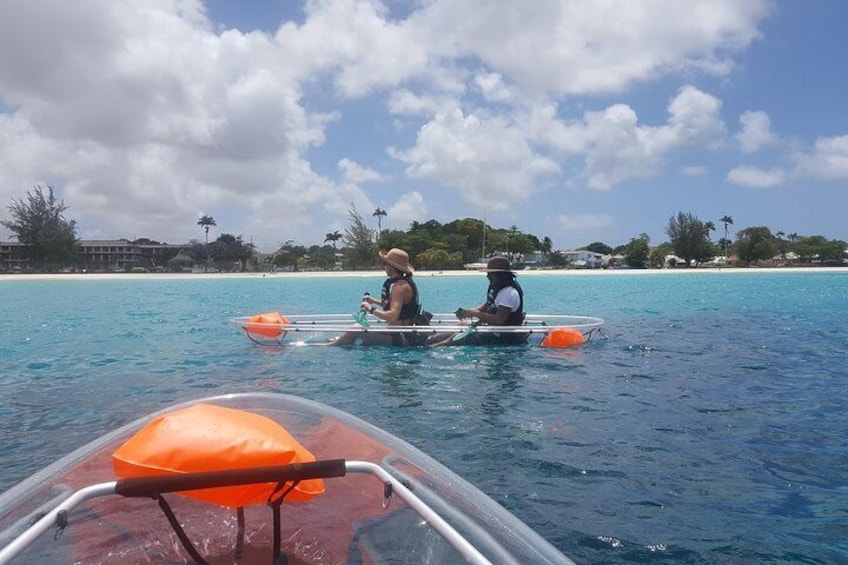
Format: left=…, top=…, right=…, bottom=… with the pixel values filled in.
left=0, top=1, right=846, bottom=252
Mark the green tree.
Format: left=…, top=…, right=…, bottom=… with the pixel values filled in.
left=324, top=230, right=342, bottom=249
left=416, top=248, right=463, bottom=270
left=207, top=233, right=254, bottom=271
left=582, top=241, right=614, bottom=255
left=624, top=233, right=650, bottom=268
left=443, top=218, right=487, bottom=262
left=273, top=240, right=307, bottom=270
left=649, top=242, right=673, bottom=268
left=372, top=207, right=387, bottom=239
left=735, top=226, right=777, bottom=265
left=794, top=235, right=847, bottom=264
left=719, top=215, right=734, bottom=258
left=665, top=211, right=714, bottom=266
left=197, top=215, right=216, bottom=245
left=2, top=185, right=79, bottom=267
left=343, top=205, right=378, bottom=269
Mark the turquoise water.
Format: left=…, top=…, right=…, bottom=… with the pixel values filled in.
left=1, top=271, right=847, bottom=563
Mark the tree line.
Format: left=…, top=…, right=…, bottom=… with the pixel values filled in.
left=2, top=185, right=846, bottom=271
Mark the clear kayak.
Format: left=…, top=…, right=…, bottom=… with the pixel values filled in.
left=0, top=393, right=575, bottom=564
left=231, top=312, right=605, bottom=347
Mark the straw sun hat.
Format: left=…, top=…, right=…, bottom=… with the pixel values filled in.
left=379, top=248, right=414, bottom=274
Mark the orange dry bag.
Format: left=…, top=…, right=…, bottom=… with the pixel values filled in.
left=113, top=403, right=324, bottom=507
left=540, top=327, right=586, bottom=348
left=245, top=311, right=289, bottom=339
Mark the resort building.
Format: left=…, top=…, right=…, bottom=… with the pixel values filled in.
left=0, top=239, right=189, bottom=272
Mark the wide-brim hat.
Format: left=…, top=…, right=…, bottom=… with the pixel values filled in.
left=479, top=256, right=514, bottom=273
left=379, top=248, right=414, bottom=274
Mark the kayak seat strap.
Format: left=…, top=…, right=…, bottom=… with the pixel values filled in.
left=235, top=507, right=246, bottom=560
left=268, top=480, right=300, bottom=564
left=155, top=495, right=210, bottom=565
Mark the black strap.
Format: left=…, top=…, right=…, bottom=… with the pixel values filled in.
left=268, top=479, right=300, bottom=562
left=156, top=495, right=209, bottom=565
left=235, top=506, right=245, bottom=560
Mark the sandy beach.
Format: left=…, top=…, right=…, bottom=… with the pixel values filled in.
left=1, top=266, right=846, bottom=282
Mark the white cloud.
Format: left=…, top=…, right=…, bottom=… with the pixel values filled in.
left=580, top=86, right=725, bottom=190
left=554, top=213, right=615, bottom=232
left=387, top=192, right=427, bottom=230
left=412, top=0, right=768, bottom=96
left=793, top=135, right=848, bottom=180
left=0, top=0, right=775, bottom=248
left=474, top=72, right=515, bottom=103
left=737, top=110, right=777, bottom=153
left=683, top=165, right=708, bottom=176
left=338, top=158, right=388, bottom=184
left=390, top=108, right=560, bottom=209
left=727, top=166, right=785, bottom=188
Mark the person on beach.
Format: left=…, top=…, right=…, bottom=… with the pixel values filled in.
left=430, top=256, right=527, bottom=346
left=333, top=248, right=430, bottom=346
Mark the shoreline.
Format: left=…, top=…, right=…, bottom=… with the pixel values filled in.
left=1, top=266, right=846, bottom=282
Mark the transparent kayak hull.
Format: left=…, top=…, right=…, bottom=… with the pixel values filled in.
left=231, top=312, right=605, bottom=346
left=0, top=393, right=574, bottom=564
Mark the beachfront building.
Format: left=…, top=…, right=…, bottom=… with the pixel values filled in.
left=0, top=238, right=188, bottom=272
left=559, top=250, right=605, bottom=269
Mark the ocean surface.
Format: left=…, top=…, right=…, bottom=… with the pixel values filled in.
left=1, top=270, right=847, bottom=563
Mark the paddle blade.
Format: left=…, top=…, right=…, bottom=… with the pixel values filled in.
left=352, top=311, right=370, bottom=328
left=452, top=323, right=477, bottom=342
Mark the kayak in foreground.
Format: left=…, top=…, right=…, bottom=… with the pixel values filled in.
left=231, top=311, right=605, bottom=347
left=0, top=393, right=575, bottom=564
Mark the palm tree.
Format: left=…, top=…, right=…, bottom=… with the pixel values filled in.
left=719, top=215, right=734, bottom=258
left=372, top=207, right=387, bottom=238
left=197, top=215, right=216, bottom=246
left=324, top=230, right=342, bottom=249
left=776, top=231, right=787, bottom=260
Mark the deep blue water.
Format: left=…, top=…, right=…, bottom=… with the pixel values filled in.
left=1, top=271, right=847, bottom=563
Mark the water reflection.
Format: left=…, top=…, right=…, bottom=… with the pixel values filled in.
left=477, top=349, right=527, bottom=418
left=369, top=351, right=426, bottom=409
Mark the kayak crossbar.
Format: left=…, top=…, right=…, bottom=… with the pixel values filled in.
left=115, top=459, right=347, bottom=498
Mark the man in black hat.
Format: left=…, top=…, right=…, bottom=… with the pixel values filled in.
left=433, top=256, right=527, bottom=346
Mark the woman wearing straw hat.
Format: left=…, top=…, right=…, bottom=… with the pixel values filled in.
left=333, top=248, right=429, bottom=346
left=432, top=256, right=526, bottom=346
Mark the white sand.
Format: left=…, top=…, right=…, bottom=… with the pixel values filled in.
left=1, top=266, right=846, bottom=282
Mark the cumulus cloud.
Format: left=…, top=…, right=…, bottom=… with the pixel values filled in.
left=338, top=158, right=388, bottom=184
left=737, top=110, right=777, bottom=153
left=387, top=191, right=427, bottom=230
left=727, top=166, right=785, bottom=188
left=579, top=86, right=724, bottom=190
left=0, top=0, right=774, bottom=248
left=412, top=0, right=768, bottom=96
left=793, top=135, right=848, bottom=180
left=390, top=108, right=560, bottom=210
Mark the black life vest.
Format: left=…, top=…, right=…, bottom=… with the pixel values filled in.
left=380, top=276, right=421, bottom=322
left=484, top=278, right=525, bottom=326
